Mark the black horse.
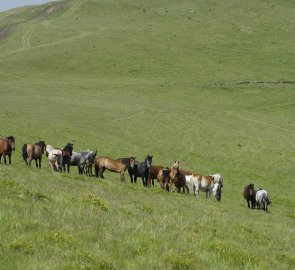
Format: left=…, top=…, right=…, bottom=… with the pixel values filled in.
left=61, top=143, right=74, bottom=173
left=128, top=155, right=153, bottom=186
left=243, top=183, right=256, bottom=209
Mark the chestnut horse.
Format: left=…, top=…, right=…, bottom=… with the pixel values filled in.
left=243, top=183, right=256, bottom=209
left=22, top=141, right=46, bottom=168
left=94, top=156, right=136, bottom=182
left=147, top=165, right=168, bottom=187
left=0, top=136, right=16, bottom=164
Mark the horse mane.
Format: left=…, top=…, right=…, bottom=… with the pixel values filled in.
left=6, top=136, right=15, bottom=140
left=35, top=141, right=45, bottom=146
left=118, top=157, right=135, bottom=165
left=63, top=143, right=73, bottom=151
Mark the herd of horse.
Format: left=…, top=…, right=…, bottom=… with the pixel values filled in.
left=0, top=136, right=271, bottom=210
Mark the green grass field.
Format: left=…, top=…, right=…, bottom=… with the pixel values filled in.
left=0, top=0, right=295, bottom=269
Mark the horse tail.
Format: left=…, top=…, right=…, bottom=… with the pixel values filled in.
left=94, top=162, right=99, bottom=177
left=22, top=144, right=28, bottom=161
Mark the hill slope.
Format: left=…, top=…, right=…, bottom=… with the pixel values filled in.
left=0, top=0, right=294, bottom=269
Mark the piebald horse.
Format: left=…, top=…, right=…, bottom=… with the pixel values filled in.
left=0, top=136, right=16, bottom=164
left=22, top=141, right=46, bottom=168
left=94, top=156, right=136, bottom=182
left=189, top=173, right=222, bottom=201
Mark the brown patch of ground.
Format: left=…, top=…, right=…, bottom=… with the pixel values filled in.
left=35, top=4, right=63, bottom=20
left=0, top=24, right=17, bottom=41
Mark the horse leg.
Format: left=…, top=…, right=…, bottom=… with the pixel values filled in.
left=120, top=171, right=125, bottom=182
left=28, top=157, right=33, bottom=166
left=247, top=200, right=250, bottom=208
left=128, top=168, right=133, bottom=183
left=3, top=154, right=7, bottom=164
left=99, top=166, right=105, bottom=178
left=8, top=153, right=12, bottom=164
left=35, top=159, right=38, bottom=168
left=39, top=158, right=42, bottom=169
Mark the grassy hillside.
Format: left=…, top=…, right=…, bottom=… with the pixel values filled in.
left=0, top=0, right=294, bottom=269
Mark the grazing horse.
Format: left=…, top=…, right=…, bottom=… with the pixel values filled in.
left=22, top=141, right=46, bottom=168
left=256, top=188, right=271, bottom=211
left=46, top=144, right=63, bottom=171
left=61, top=143, right=74, bottom=173
left=71, top=150, right=97, bottom=175
left=0, top=136, right=16, bottom=164
left=189, top=173, right=222, bottom=201
left=94, top=156, right=136, bottom=182
left=128, top=155, right=153, bottom=186
left=243, top=183, right=256, bottom=209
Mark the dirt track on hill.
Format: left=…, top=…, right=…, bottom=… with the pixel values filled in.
left=0, top=3, right=63, bottom=43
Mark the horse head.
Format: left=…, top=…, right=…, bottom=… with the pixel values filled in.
left=213, top=183, right=222, bottom=202
left=172, top=161, right=180, bottom=169
left=63, top=143, right=73, bottom=156
left=36, top=141, right=46, bottom=154
left=146, top=155, right=153, bottom=168
left=170, top=167, right=180, bottom=183
left=129, top=157, right=136, bottom=169
left=7, top=136, right=15, bottom=151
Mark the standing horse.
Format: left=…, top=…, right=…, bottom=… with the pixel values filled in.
left=71, top=150, right=97, bottom=175
left=94, top=156, right=136, bottom=182
left=22, top=141, right=46, bottom=168
left=243, top=183, right=256, bottom=209
left=46, top=144, right=63, bottom=171
left=128, top=155, right=153, bottom=186
left=189, top=173, right=222, bottom=201
left=0, top=136, right=16, bottom=164
left=169, top=166, right=189, bottom=193
left=61, top=143, right=73, bottom=173
left=147, top=165, right=165, bottom=187
left=256, top=188, right=271, bottom=211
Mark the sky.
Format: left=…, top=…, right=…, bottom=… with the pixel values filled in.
left=0, top=0, right=56, bottom=12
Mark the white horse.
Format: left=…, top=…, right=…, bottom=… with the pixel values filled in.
left=256, top=189, right=271, bottom=211
left=46, top=144, right=63, bottom=171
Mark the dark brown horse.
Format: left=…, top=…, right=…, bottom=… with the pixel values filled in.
left=169, top=166, right=189, bottom=193
left=0, top=136, right=16, bottom=164
left=243, top=183, right=256, bottom=209
left=147, top=165, right=166, bottom=187
left=61, top=143, right=74, bottom=173
left=22, top=141, right=46, bottom=168
left=94, top=156, right=136, bottom=182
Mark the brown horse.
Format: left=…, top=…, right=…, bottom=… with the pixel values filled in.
left=0, top=136, right=16, bottom=164
left=22, top=141, right=46, bottom=168
left=94, top=156, right=136, bottom=182
left=169, top=166, right=189, bottom=193
left=147, top=165, right=167, bottom=187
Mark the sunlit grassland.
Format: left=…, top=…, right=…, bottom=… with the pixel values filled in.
left=0, top=0, right=295, bottom=269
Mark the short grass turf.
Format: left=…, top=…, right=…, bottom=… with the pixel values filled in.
left=0, top=0, right=295, bottom=269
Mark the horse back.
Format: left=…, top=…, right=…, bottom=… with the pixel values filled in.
left=149, top=165, right=164, bottom=179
